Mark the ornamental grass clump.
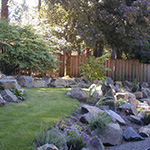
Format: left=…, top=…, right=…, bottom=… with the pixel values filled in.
left=89, top=113, right=111, bottom=132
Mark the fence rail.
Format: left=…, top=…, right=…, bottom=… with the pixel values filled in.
left=58, top=55, right=150, bottom=82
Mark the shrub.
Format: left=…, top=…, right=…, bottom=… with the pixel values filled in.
left=66, top=130, right=87, bottom=150
left=0, top=20, right=58, bottom=75
left=116, top=98, right=128, bottom=107
left=89, top=113, right=111, bottom=132
left=79, top=55, right=110, bottom=82
left=11, top=88, right=25, bottom=100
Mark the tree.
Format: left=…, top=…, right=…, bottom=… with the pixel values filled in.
left=1, top=0, right=8, bottom=19
left=44, top=0, right=150, bottom=60
left=0, top=20, right=58, bottom=75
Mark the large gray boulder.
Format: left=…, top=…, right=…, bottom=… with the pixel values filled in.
left=95, top=123, right=123, bottom=146
left=101, top=84, right=116, bottom=111
left=123, top=127, right=144, bottom=141
left=81, top=105, right=104, bottom=114
left=88, top=136, right=105, bottom=150
left=119, top=104, right=138, bottom=115
left=17, top=76, right=34, bottom=87
left=80, top=112, right=98, bottom=124
left=37, top=143, right=59, bottom=150
left=0, top=79, right=21, bottom=89
left=53, top=78, right=67, bottom=87
left=68, top=87, right=89, bottom=101
left=33, top=80, right=47, bottom=88
left=105, top=109, right=126, bottom=125
left=0, top=94, right=6, bottom=106
left=139, top=124, right=150, bottom=137
left=0, top=89, right=18, bottom=102
left=142, top=88, right=150, bottom=98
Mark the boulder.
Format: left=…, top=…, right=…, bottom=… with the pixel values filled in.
left=139, top=124, right=150, bottom=137
left=127, top=92, right=136, bottom=99
left=33, top=80, right=47, bottom=88
left=124, top=80, right=133, bottom=88
left=95, top=123, right=123, bottom=146
left=134, top=92, right=143, bottom=99
left=101, top=84, right=116, bottom=111
left=141, top=82, right=149, bottom=88
left=105, top=109, right=126, bottom=125
left=37, top=143, right=59, bottom=150
left=81, top=105, right=104, bottom=114
left=0, top=79, right=21, bottom=89
left=0, top=89, right=18, bottom=102
left=140, top=98, right=150, bottom=106
left=130, top=114, right=144, bottom=125
left=0, top=94, right=6, bottom=106
left=142, top=88, right=150, bottom=98
left=123, top=127, right=144, bottom=141
left=42, top=77, right=52, bottom=86
left=17, top=76, right=34, bottom=87
left=80, top=112, right=98, bottom=124
left=106, top=77, right=114, bottom=85
left=129, top=98, right=140, bottom=108
left=68, top=87, right=89, bottom=101
left=53, top=78, right=67, bottom=87
left=116, top=92, right=129, bottom=100
left=119, top=104, right=138, bottom=115
left=88, top=136, right=105, bottom=150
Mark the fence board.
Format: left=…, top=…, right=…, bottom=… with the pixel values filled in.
left=58, top=55, right=150, bottom=82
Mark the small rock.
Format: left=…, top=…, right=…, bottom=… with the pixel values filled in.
left=130, top=114, right=144, bottom=125
left=105, top=109, right=126, bottom=125
left=88, top=136, right=105, bottom=150
left=116, top=92, right=129, bottom=100
left=124, top=80, right=133, bottom=88
left=142, top=88, right=150, bottom=98
left=129, top=98, right=140, bottom=108
left=119, top=104, right=138, bottom=115
left=134, top=92, right=143, bottom=99
left=37, top=143, right=59, bottom=150
left=123, top=127, right=144, bottom=141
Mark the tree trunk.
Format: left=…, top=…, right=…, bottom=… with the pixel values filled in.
left=86, top=47, right=91, bottom=57
left=64, top=51, right=71, bottom=76
left=116, top=49, right=122, bottom=59
left=111, top=49, right=116, bottom=59
left=38, top=0, right=41, bottom=11
left=1, top=0, right=8, bottom=19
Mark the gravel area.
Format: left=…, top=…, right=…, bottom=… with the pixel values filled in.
left=105, top=137, right=150, bottom=150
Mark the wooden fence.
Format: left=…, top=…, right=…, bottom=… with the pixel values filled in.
left=58, top=55, right=150, bottom=82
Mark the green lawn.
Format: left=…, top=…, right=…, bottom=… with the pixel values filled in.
left=0, top=88, right=80, bottom=150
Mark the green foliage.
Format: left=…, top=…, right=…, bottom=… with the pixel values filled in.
left=0, top=82, right=4, bottom=90
left=131, top=79, right=138, bottom=93
left=116, top=98, right=128, bottom=107
left=89, top=113, right=111, bottom=132
left=79, top=55, right=110, bottom=82
left=35, top=123, right=49, bottom=147
left=0, top=20, right=58, bottom=75
left=66, top=130, right=87, bottom=150
left=11, top=88, right=25, bottom=100
left=46, top=128, right=67, bottom=149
